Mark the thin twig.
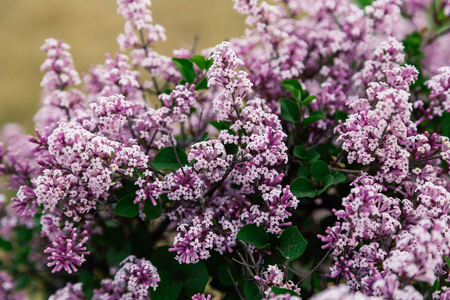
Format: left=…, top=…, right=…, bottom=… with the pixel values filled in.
left=202, top=154, right=244, bottom=199
left=228, top=267, right=245, bottom=300
left=307, top=134, right=336, bottom=151
left=412, top=155, right=441, bottom=164
left=232, top=258, right=256, bottom=269
left=288, top=267, right=305, bottom=279
left=152, top=76, right=162, bottom=96
left=179, top=122, right=186, bottom=150
left=329, top=167, right=360, bottom=174
left=191, top=34, right=199, bottom=54
left=169, top=134, right=186, bottom=176
left=237, top=251, right=256, bottom=278
left=127, top=117, right=137, bottom=140
left=238, top=240, right=259, bottom=272
left=284, top=257, right=290, bottom=282
left=236, top=251, right=265, bottom=295
left=194, top=108, right=204, bottom=142
left=146, top=130, right=159, bottom=155
left=297, top=248, right=332, bottom=285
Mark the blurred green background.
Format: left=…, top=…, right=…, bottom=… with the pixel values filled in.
left=0, top=0, right=245, bottom=131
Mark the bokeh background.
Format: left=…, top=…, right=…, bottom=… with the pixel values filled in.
left=0, top=0, right=246, bottom=132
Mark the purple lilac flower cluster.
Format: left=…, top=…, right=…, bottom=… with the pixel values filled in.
left=319, top=15, right=450, bottom=299
left=1, top=0, right=450, bottom=299
left=0, top=271, right=28, bottom=300
left=168, top=44, right=297, bottom=264
left=48, top=255, right=160, bottom=300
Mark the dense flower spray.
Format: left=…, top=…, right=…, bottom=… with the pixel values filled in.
left=1, top=0, right=450, bottom=299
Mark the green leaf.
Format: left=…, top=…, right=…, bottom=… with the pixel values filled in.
left=79, top=272, right=94, bottom=299
left=297, top=165, right=310, bottom=177
left=301, top=95, right=316, bottom=106
left=237, top=224, right=269, bottom=249
left=218, top=264, right=239, bottom=287
left=151, top=147, right=188, bottom=171
left=14, top=276, right=30, bottom=292
left=194, top=77, right=208, bottom=90
left=17, top=227, right=33, bottom=243
left=307, top=151, right=321, bottom=164
left=244, top=280, right=262, bottom=300
left=282, top=79, right=303, bottom=100
left=151, top=246, right=179, bottom=275
left=115, top=195, right=139, bottom=217
left=333, top=172, right=346, bottom=185
left=106, top=242, right=132, bottom=265
left=271, top=286, right=298, bottom=296
left=143, top=198, right=162, bottom=220
left=311, top=160, right=329, bottom=181
left=318, top=175, right=334, bottom=195
left=205, top=58, right=214, bottom=70
left=276, top=226, right=307, bottom=260
left=279, top=98, right=300, bottom=123
left=293, top=146, right=308, bottom=159
left=354, top=0, right=372, bottom=7
left=190, top=55, right=208, bottom=70
left=210, top=120, right=231, bottom=131
left=181, top=262, right=209, bottom=297
left=224, top=143, right=239, bottom=155
left=195, top=132, right=209, bottom=143
left=172, top=58, right=195, bottom=83
left=303, top=110, right=325, bottom=127
left=290, top=177, right=316, bottom=198
left=189, top=55, right=214, bottom=71
left=335, top=110, right=348, bottom=122
left=151, top=271, right=183, bottom=300
left=150, top=247, right=208, bottom=297
left=0, top=238, right=12, bottom=250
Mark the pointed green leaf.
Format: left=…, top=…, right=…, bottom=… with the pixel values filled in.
left=205, top=58, right=214, bottom=70
left=303, top=110, right=325, bottom=127
left=279, top=98, right=300, bottom=123
left=282, top=79, right=303, bottom=100
left=195, top=132, right=209, bottom=143
left=301, top=95, right=316, bottom=106
left=172, top=58, right=195, bottom=83
left=194, top=77, right=208, bottom=90
left=190, top=55, right=208, bottom=70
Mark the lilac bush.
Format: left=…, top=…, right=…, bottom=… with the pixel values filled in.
left=1, top=0, right=450, bottom=299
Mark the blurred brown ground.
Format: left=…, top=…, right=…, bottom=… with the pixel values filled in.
left=0, top=0, right=245, bottom=132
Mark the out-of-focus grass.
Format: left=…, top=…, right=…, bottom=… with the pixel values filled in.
left=0, top=0, right=245, bottom=132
